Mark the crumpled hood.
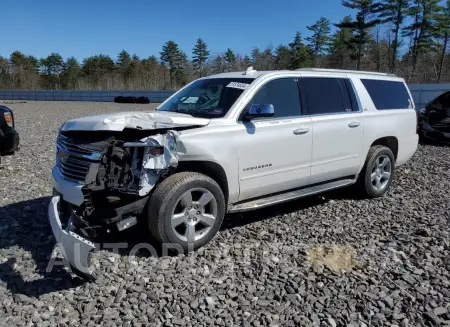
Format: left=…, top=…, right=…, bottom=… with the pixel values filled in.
left=61, top=110, right=211, bottom=132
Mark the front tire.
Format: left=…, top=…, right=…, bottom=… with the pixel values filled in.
left=147, top=172, right=226, bottom=251
left=357, top=145, right=395, bottom=198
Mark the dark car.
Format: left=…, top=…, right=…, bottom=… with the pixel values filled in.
left=0, top=105, right=20, bottom=162
left=418, top=91, right=450, bottom=144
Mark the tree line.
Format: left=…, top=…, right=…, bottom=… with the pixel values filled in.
left=1, top=0, right=449, bottom=91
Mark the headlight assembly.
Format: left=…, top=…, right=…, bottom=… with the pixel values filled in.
left=4, top=112, right=13, bottom=128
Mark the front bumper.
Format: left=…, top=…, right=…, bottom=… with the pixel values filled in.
left=49, top=196, right=96, bottom=278
left=0, top=128, right=20, bottom=154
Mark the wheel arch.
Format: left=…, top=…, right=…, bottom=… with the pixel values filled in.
left=369, top=136, right=399, bottom=161
left=176, top=161, right=229, bottom=204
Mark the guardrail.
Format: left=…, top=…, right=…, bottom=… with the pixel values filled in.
left=0, top=90, right=175, bottom=103
left=0, top=84, right=449, bottom=108
left=408, top=84, right=450, bottom=109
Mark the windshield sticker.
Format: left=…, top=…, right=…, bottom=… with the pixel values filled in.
left=226, top=82, right=250, bottom=90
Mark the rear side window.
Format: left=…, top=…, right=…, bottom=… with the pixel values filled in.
left=300, top=77, right=357, bottom=115
left=361, top=79, right=412, bottom=110
left=248, top=78, right=302, bottom=118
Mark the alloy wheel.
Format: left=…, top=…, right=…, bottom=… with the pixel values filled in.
left=170, top=188, right=218, bottom=242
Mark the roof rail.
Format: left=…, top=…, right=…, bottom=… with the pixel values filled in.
left=296, top=68, right=397, bottom=77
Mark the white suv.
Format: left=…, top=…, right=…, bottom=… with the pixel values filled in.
left=49, top=68, right=418, bottom=277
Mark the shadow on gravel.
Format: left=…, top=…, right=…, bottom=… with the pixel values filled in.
left=0, top=197, right=86, bottom=297
left=0, top=189, right=355, bottom=296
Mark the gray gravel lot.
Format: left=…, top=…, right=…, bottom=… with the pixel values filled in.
left=0, top=101, right=449, bottom=327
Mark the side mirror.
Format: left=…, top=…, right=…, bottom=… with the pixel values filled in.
left=244, top=104, right=275, bottom=121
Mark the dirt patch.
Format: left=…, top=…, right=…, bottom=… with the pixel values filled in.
left=306, top=244, right=360, bottom=273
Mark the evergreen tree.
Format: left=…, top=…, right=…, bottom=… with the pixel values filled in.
left=242, top=55, right=251, bottom=69
left=116, top=50, right=132, bottom=87
left=288, top=32, right=313, bottom=69
left=307, top=17, right=332, bottom=66
left=274, top=45, right=292, bottom=69
left=225, top=48, right=237, bottom=71
left=61, top=57, right=81, bottom=89
left=192, top=38, right=209, bottom=77
left=39, top=53, right=64, bottom=89
left=160, top=40, right=183, bottom=87
left=117, top=50, right=131, bottom=70
left=336, top=0, right=381, bottom=70
left=329, top=16, right=357, bottom=69
left=250, top=48, right=262, bottom=69
left=212, top=55, right=225, bottom=74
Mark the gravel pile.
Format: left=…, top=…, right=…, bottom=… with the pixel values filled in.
left=0, top=101, right=449, bottom=327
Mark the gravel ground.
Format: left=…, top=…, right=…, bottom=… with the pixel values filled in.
left=0, top=101, right=449, bottom=327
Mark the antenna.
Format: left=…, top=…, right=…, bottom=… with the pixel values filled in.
left=243, top=66, right=257, bottom=75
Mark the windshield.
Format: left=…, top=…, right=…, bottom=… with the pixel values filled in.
left=157, top=78, right=254, bottom=118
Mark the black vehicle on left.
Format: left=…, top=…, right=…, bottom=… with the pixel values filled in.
left=418, top=91, right=450, bottom=144
left=0, top=105, right=20, bottom=163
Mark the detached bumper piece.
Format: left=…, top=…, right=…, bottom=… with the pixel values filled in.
left=421, top=121, right=450, bottom=144
left=49, top=196, right=96, bottom=280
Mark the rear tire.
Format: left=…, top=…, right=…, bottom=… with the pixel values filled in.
left=147, top=172, right=226, bottom=252
left=357, top=145, right=395, bottom=198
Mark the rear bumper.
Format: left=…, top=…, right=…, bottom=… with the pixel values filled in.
left=396, top=134, right=419, bottom=166
left=0, top=129, right=20, bottom=154
left=49, top=196, right=96, bottom=277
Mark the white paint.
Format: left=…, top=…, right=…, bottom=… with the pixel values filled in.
left=61, top=111, right=210, bottom=132
left=52, top=167, right=85, bottom=206
left=49, top=196, right=95, bottom=275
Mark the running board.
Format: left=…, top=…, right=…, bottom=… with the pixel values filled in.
left=229, top=178, right=356, bottom=213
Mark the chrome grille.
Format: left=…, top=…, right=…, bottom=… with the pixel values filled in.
left=57, top=134, right=102, bottom=159
left=59, top=157, right=91, bottom=182
left=56, top=134, right=102, bottom=183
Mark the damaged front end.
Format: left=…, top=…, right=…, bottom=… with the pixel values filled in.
left=49, top=124, right=183, bottom=277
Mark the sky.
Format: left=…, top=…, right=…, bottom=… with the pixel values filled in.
left=1, top=0, right=353, bottom=61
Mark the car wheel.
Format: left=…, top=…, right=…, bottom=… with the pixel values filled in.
left=147, top=172, right=226, bottom=251
left=357, top=145, right=395, bottom=198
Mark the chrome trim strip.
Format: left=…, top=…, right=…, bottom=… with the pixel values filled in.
left=229, top=178, right=356, bottom=213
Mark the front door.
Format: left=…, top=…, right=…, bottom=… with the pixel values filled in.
left=236, top=77, right=313, bottom=201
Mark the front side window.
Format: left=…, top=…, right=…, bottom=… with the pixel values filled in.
left=301, top=77, right=350, bottom=115
left=361, top=79, right=412, bottom=110
left=245, top=78, right=302, bottom=119
left=158, top=78, right=254, bottom=118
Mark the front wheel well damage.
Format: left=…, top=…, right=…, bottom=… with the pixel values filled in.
left=175, top=161, right=229, bottom=203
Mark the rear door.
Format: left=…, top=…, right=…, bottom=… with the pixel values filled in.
left=299, top=76, right=364, bottom=184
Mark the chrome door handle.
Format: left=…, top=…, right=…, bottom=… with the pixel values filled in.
left=348, top=122, right=360, bottom=128
left=293, top=128, right=309, bottom=135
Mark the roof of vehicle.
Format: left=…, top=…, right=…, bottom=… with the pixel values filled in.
left=204, top=67, right=403, bottom=81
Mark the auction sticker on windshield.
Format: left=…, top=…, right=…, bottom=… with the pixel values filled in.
left=226, top=82, right=250, bottom=90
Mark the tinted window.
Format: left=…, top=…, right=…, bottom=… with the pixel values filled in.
left=361, top=79, right=412, bottom=110
left=248, top=78, right=301, bottom=118
left=301, top=77, right=351, bottom=115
